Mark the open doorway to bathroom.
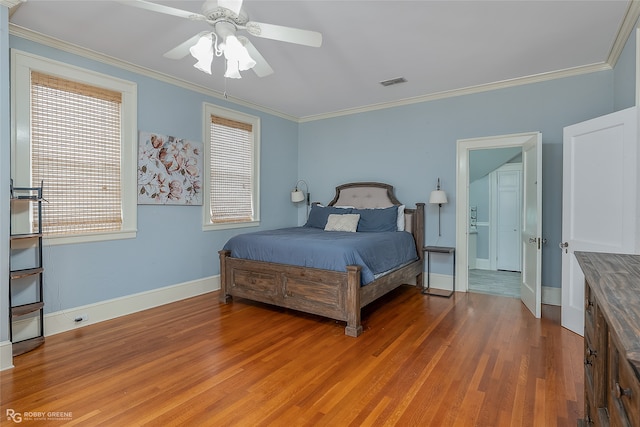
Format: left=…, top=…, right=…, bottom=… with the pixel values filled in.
left=467, top=147, right=522, bottom=298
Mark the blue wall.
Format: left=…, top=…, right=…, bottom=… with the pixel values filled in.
left=7, top=36, right=300, bottom=313
left=299, top=69, right=626, bottom=288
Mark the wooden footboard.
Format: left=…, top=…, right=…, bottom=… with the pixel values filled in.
left=219, top=249, right=363, bottom=336
left=219, top=250, right=423, bottom=337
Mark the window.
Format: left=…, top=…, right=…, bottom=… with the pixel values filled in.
left=203, top=103, right=260, bottom=230
left=12, top=51, right=137, bottom=245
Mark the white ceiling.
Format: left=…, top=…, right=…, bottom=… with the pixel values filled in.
left=7, top=1, right=638, bottom=120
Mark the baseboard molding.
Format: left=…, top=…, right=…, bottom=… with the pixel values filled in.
left=43, top=275, right=220, bottom=336
left=0, top=340, right=14, bottom=371
left=424, top=273, right=562, bottom=306
left=423, top=273, right=455, bottom=291
left=474, top=259, right=491, bottom=270
left=4, top=276, right=219, bottom=369
left=542, top=286, right=561, bottom=306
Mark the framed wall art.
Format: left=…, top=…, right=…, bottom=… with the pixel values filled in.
left=137, top=131, right=203, bottom=205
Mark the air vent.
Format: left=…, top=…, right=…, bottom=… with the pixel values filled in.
left=379, top=77, right=407, bottom=87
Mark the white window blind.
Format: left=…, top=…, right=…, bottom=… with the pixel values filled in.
left=209, top=115, right=254, bottom=223
left=30, top=71, right=123, bottom=235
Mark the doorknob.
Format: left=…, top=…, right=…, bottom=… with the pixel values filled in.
left=559, top=242, right=569, bottom=253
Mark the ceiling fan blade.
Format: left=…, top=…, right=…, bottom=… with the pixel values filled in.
left=218, top=0, right=243, bottom=16
left=239, top=37, right=274, bottom=77
left=116, top=0, right=206, bottom=21
left=245, top=22, right=322, bottom=48
left=164, top=31, right=212, bottom=60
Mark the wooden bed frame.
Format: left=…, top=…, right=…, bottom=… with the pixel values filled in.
left=218, top=182, right=425, bottom=337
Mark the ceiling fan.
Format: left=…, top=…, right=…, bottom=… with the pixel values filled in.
left=119, top=0, right=323, bottom=79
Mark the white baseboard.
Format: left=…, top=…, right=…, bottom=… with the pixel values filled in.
left=0, top=340, right=14, bottom=371
left=542, top=286, right=561, bottom=306
left=474, top=259, right=490, bottom=270
left=10, top=275, right=219, bottom=344
left=424, top=273, right=562, bottom=306
left=424, top=273, right=455, bottom=291
left=45, top=275, right=220, bottom=336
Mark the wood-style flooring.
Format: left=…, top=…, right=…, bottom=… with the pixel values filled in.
left=1, top=286, right=583, bottom=426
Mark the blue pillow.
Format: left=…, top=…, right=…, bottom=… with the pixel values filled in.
left=351, top=206, right=398, bottom=232
left=305, top=205, right=352, bottom=229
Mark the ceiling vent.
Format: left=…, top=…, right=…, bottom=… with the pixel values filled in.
left=379, top=77, right=407, bottom=87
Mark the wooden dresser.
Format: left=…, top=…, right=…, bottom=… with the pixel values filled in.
left=575, top=252, right=640, bottom=427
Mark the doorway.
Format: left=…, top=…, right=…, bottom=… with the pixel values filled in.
left=456, top=132, right=542, bottom=317
left=468, top=149, right=522, bottom=298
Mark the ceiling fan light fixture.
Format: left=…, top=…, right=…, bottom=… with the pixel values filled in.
left=189, top=33, right=214, bottom=74
left=224, top=59, right=242, bottom=79
left=223, top=35, right=256, bottom=71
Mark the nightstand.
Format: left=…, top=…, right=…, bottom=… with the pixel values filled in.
left=422, top=246, right=455, bottom=298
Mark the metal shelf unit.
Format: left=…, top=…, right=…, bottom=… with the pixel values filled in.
left=9, top=180, right=45, bottom=356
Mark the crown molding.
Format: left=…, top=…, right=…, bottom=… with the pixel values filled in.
left=0, top=0, right=23, bottom=8
left=607, top=0, right=640, bottom=67
left=8, top=24, right=299, bottom=123
left=8, top=9, right=627, bottom=125
left=298, top=62, right=612, bottom=123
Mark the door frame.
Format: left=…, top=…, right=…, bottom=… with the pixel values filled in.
left=456, top=132, right=540, bottom=292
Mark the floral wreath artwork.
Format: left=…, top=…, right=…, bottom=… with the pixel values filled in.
left=137, top=132, right=203, bottom=205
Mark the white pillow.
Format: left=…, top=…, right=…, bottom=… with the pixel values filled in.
left=324, top=214, right=360, bottom=232
left=397, top=205, right=405, bottom=231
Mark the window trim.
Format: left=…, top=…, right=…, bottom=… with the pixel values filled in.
left=202, top=103, right=260, bottom=231
left=11, top=50, right=138, bottom=245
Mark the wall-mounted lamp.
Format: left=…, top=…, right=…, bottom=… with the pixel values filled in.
left=429, top=178, right=448, bottom=236
left=291, top=180, right=310, bottom=204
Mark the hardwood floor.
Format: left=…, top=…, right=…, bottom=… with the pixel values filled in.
left=1, top=287, right=583, bottom=426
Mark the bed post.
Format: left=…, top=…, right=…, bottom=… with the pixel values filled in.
left=218, top=250, right=231, bottom=303
left=345, top=265, right=363, bottom=337
left=415, top=203, right=425, bottom=289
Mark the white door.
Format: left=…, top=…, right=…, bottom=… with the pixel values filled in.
left=520, top=136, right=542, bottom=318
left=456, top=132, right=542, bottom=319
left=496, top=167, right=522, bottom=272
left=561, top=107, right=637, bottom=336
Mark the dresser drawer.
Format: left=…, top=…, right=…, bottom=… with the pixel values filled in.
left=609, top=342, right=640, bottom=427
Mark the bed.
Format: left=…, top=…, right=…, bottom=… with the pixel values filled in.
left=218, top=182, right=425, bottom=337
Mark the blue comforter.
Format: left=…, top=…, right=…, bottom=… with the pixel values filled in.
left=223, top=227, right=418, bottom=285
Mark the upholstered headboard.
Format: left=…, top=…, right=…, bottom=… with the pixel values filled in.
left=327, top=182, right=423, bottom=243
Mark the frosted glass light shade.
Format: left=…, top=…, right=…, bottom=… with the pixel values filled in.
left=224, top=59, right=242, bottom=79
left=224, top=35, right=256, bottom=71
left=190, top=35, right=214, bottom=75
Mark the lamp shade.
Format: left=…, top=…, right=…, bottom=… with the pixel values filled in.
left=291, top=190, right=305, bottom=203
left=429, top=190, right=448, bottom=205
left=190, top=34, right=214, bottom=75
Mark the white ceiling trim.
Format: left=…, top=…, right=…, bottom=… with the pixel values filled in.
left=8, top=0, right=638, bottom=125
left=8, top=24, right=299, bottom=122
left=606, top=0, right=640, bottom=67
left=0, top=0, right=24, bottom=8
left=298, top=62, right=612, bottom=123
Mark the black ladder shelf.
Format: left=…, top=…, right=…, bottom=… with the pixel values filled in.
left=9, top=180, right=45, bottom=356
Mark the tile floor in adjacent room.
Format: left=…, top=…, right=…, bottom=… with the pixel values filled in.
left=468, top=268, right=521, bottom=298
